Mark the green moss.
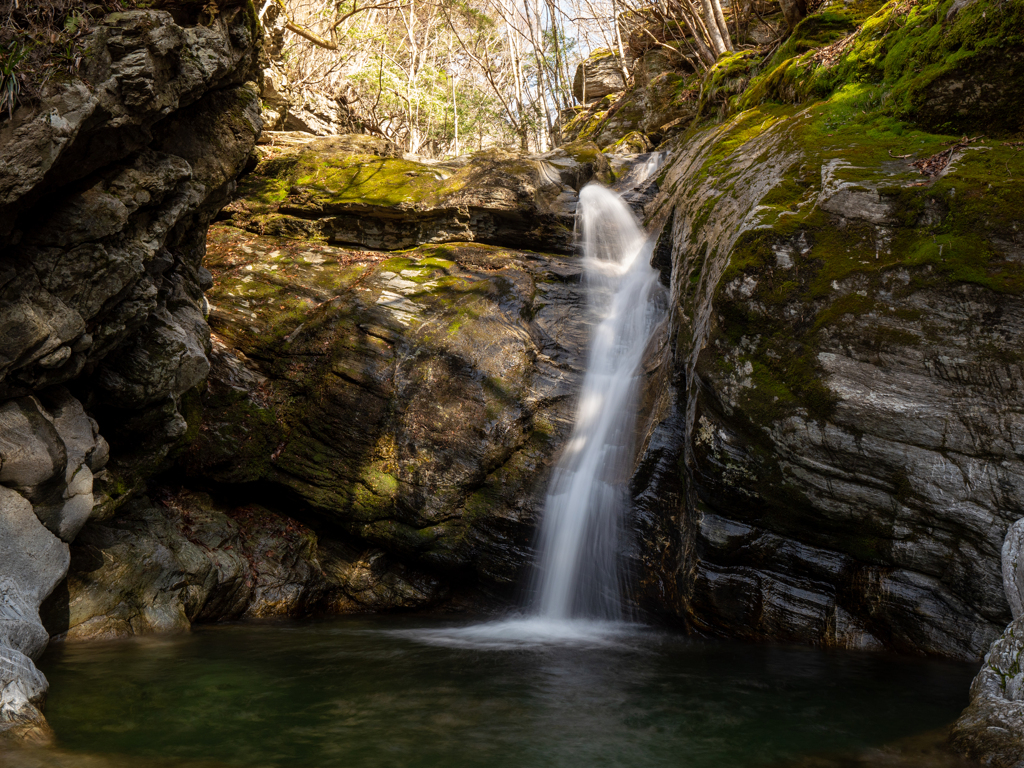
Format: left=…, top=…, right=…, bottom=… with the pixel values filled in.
left=733, top=0, right=1024, bottom=135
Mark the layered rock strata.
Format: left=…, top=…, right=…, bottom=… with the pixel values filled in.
left=226, top=135, right=612, bottom=253
left=182, top=225, right=591, bottom=595
left=627, top=0, right=1024, bottom=661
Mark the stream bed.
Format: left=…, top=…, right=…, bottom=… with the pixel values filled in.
left=23, top=616, right=979, bottom=768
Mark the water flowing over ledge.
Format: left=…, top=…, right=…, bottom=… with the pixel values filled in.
left=403, top=180, right=668, bottom=650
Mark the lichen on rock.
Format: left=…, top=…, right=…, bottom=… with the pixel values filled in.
left=185, top=225, right=591, bottom=596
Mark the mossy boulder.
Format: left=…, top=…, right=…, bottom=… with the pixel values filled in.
left=631, top=0, right=1024, bottom=662
left=731, top=0, right=1024, bottom=135
left=562, top=49, right=701, bottom=148
left=572, top=48, right=630, bottom=103
left=226, top=137, right=611, bottom=254
left=186, top=224, right=590, bottom=594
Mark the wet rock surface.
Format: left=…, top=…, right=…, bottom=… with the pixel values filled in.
left=628, top=82, right=1024, bottom=660
left=39, top=489, right=445, bottom=642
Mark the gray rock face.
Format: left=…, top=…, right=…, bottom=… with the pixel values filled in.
left=41, top=491, right=445, bottom=641
left=1003, top=519, right=1024, bottom=620
left=0, top=391, right=107, bottom=544
left=628, top=101, right=1024, bottom=661
left=0, top=7, right=261, bottom=506
left=0, top=389, right=104, bottom=735
left=0, top=1, right=262, bottom=735
left=0, top=647, right=49, bottom=733
left=573, top=51, right=629, bottom=104
left=951, top=614, right=1024, bottom=766
left=0, top=486, right=70, bottom=733
left=952, top=521, right=1024, bottom=764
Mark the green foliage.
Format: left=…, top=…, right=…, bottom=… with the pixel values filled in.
left=0, top=41, right=29, bottom=119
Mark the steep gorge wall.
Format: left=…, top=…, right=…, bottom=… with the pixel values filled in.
left=628, top=0, right=1024, bottom=661
left=0, top=0, right=262, bottom=733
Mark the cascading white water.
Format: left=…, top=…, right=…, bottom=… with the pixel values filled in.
left=529, top=182, right=666, bottom=622
left=399, top=174, right=667, bottom=648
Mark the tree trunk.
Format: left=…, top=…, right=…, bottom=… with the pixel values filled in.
left=701, top=0, right=728, bottom=57
left=611, top=0, right=630, bottom=85
left=710, top=0, right=733, bottom=51
left=525, top=0, right=553, bottom=149
left=674, top=0, right=717, bottom=67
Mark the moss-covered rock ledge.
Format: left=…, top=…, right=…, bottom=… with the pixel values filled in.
left=226, top=135, right=612, bottom=253
left=629, top=0, right=1024, bottom=661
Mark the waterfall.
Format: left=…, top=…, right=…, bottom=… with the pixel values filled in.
left=399, top=174, right=666, bottom=648
left=529, top=182, right=666, bottom=622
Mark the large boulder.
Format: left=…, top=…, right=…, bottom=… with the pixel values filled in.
left=563, top=49, right=700, bottom=149
left=184, top=224, right=591, bottom=594
left=573, top=49, right=630, bottom=104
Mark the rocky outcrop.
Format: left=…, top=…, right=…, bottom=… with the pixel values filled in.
left=951, top=520, right=1024, bottom=764
left=627, top=0, right=1024, bottom=662
left=0, top=0, right=261, bottom=735
left=257, top=2, right=365, bottom=136
left=0, top=487, right=68, bottom=733
left=564, top=48, right=698, bottom=149
left=226, top=136, right=611, bottom=253
left=40, top=489, right=444, bottom=642
left=183, top=225, right=591, bottom=595
left=573, top=50, right=630, bottom=104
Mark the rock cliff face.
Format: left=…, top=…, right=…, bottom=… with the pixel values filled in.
left=627, top=0, right=1024, bottom=661
left=185, top=224, right=591, bottom=595
left=0, top=0, right=261, bottom=735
